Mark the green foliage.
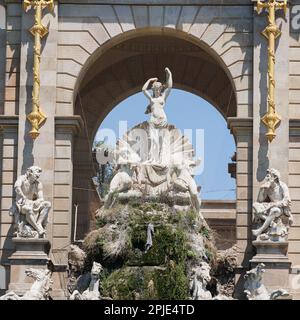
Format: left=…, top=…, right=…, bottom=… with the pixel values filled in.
left=200, top=225, right=211, bottom=239
left=102, top=267, right=144, bottom=300
left=185, top=210, right=198, bottom=227
left=96, top=216, right=107, bottom=228
left=102, top=263, right=189, bottom=300
left=186, top=250, right=197, bottom=259
left=154, top=263, right=189, bottom=300
left=84, top=202, right=217, bottom=300
left=129, top=201, right=165, bottom=212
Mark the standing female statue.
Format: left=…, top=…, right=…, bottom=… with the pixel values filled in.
left=142, top=67, right=173, bottom=164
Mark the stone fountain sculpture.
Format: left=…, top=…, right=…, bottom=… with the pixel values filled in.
left=0, top=268, right=53, bottom=300
left=189, top=262, right=212, bottom=300
left=189, top=260, right=236, bottom=300
left=88, top=68, right=221, bottom=300
left=252, top=168, right=293, bottom=242
left=244, top=263, right=288, bottom=300
left=97, top=68, right=203, bottom=222
left=10, top=166, right=52, bottom=238
left=67, top=244, right=87, bottom=293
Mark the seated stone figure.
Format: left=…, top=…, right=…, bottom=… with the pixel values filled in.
left=252, top=168, right=293, bottom=241
left=10, top=166, right=51, bottom=238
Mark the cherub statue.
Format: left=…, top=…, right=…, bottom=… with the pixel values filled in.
left=142, top=67, right=173, bottom=164
left=10, top=166, right=51, bottom=238
left=252, top=168, right=293, bottom=241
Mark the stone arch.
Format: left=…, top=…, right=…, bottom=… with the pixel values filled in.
left=70, top=32, right=241, bottom=239
left=74, top=30, right=239, bottom=141
left=56, top=3, right=253, bottom=240
left=56, top=3, right=253, bottom=119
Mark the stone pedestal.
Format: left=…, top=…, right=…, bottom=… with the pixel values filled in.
left=8, top=238, right=50, bottom=295
left=250, top=241, right=291, bottom=293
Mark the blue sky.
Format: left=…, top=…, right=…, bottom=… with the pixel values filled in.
left=94, top=89, right=236, bottom=200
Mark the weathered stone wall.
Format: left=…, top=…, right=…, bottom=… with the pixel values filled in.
left=2, top=2, right=20, bottom=116
left=289, top=127, right=300, bottom=299
left=289, top=3, right=300, bottom=272
left=52, top=127, right=74, bottom=260
left=201, top=200, right=236, bottom=250
left=0, top=0, right=19, bottom=285
left=0, top=127, right=18, bottom=278
left=0, top=1, right=6, bottom=115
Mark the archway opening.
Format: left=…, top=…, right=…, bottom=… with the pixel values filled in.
left=72, top=32, right=237, bottom=243
left=94, top=89, right=236, bottom=200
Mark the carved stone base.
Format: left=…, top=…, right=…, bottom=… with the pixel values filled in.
left=250, top=241, right=291, bottom=295
left=8, top=238, right=50, bottom=295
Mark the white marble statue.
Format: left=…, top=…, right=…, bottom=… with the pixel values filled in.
left=0, top=268, right=53, bottom=300
left=252, top=168, right=293, bottom=241
left=142, top=67, right=173, bottom=164
left=244, top=263, right=288, bottom=300
left=10, top=166, right=51, bottom=238
left=68, top=244, right=86, bottom=274
left=173, top=160, right=204, bottom=222
left=97, top=68, right=203, bottom=221
left=67, top=244, right=87, bottom=294
left=70, top=261, right=103, bottom=300
left=189, top=262, right=212, bottom=300
left=103, top=146, right=142, bottom=209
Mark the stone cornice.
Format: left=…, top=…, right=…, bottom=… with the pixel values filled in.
left=4, top=0, right=253, bottom=5
left=55, top=115, right=83, bottom=134
left=227, top=117, right=253, bottom=135
left=290, top=118, right=300, bottom=136
left=0, top=115, right=19, bottom=129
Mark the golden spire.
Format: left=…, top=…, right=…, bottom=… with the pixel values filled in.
left=256, top=0, right=288, bottom=142
left=23, top=0, right=54, bottom=140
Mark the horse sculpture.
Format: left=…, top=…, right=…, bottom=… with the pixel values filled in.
left=244, top=263, right=288, bottom=300
left=0, top=268, right=53, bottom=300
